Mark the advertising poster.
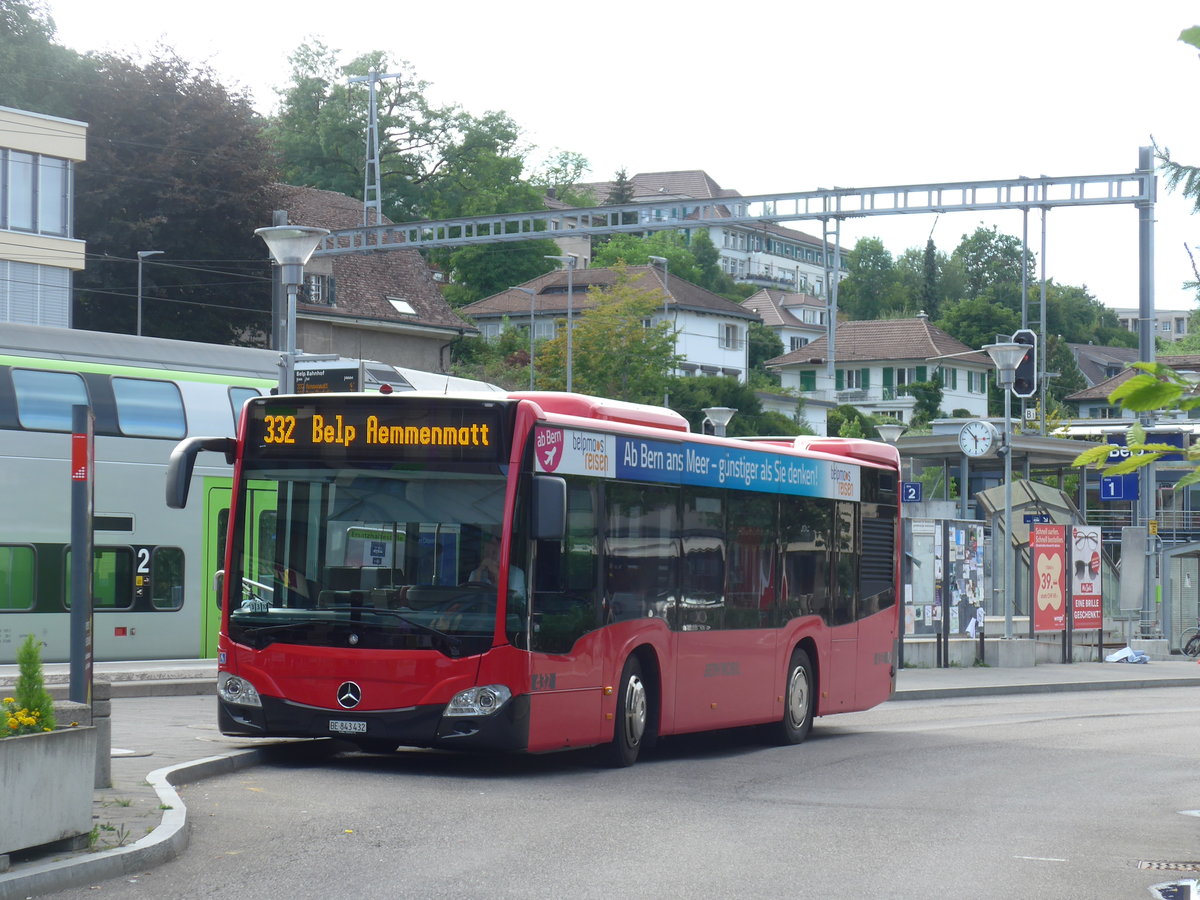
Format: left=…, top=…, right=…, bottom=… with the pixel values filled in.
left=1071, top=525, right=1103, bottom=631
left=1031, top=523, right=1066, bottom=633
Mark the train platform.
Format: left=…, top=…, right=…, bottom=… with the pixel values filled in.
left=2, top=656, right=1200, bottom=899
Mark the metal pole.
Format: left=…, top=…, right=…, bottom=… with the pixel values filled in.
left=285, top=281, right=299, bottom=394
left=1137, top=145, right=1158, bottom=636
left=69, top=404, right=94, bottom=706
left=566, top=259, right=575, bottom=393
left=1038, top=209, right=1048, bottom=435
left=530, top=289, right=536, bottom=390
left=1003, top=387, right=1014, bottom=639
left=136, top=255, right=144, bottom=337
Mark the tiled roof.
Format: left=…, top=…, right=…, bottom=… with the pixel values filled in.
left=268, top=184, right=475, bottom=334
left=1067, top=343, right=1140, bottom=386
left=460, top=265, right=760, bottom=322
left=742, top=289, right=825, bottom=329
left=764, top=316, right=991, bottom=368
left=1065, top=355, right=1200, bottom=401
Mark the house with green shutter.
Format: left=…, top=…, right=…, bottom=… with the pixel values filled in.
left=764, top=313, right=993, bottom=427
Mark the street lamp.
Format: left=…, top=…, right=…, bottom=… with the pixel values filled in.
left=875, top=422, right=907, bottom=444
left=255, top=225, right=330, bottom=393
left=544, top=255, right=577, bottom=392
left=648, top=255, right=671, bottom=406
left=702, top=406, right=737, bottom=437
left=136, top=250, right=163, bottom=336
left=983, top=339, right=1031, bottom=640
left=510, top=286, right=537, bottom=390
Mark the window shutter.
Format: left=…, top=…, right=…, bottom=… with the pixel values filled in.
left=800, top=370, right=816, bottom=391
left=860, top=368, right=870, bottom=389
left=882, top=367, right=893, bottom=389
left=836, top=369, right=844, bottom=391
left=327, top=276, right=337, bottom=306
left=916, top=365, right=927, bottom=382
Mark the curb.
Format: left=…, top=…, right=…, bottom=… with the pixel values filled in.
left=0, top=748, right=262, bottom=900
left=892, top=675, right=1200, bottom=701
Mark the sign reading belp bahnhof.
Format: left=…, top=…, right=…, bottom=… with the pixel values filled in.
left=535, top=426, right=859, bottom=501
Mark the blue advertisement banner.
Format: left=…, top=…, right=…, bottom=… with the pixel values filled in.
left=535, top=427, right=859, bottom=502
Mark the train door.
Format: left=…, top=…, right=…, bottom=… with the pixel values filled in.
left=201, top=479, right=275, bottom=657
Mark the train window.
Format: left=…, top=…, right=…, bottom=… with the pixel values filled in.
left=12, top=368, right=88, bottom=431
left=64, top=548, right=134, bottom=610
left=229, top=387, right=260, bottom=428
left=151, top=547, right=184, bottom=609
left=0, top=546, right=35, bottom=610
left=112, top=378, right=185, bottom=438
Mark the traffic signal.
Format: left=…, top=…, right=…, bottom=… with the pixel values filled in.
left=1011, top=329, right=1037, bottom=398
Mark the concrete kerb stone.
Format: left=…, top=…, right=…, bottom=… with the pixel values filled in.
left=0, top=748, right=263, bottom=900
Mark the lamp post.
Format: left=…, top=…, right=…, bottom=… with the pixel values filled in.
left=875, top=422, right=906, bottom=444
left=510, top=286, right=537, bottom=390
left=702, top=406, right=736, bottom=437
left=255, top=225, right=330, bottom=394
left=544, top=255, right=577, bottom=392
left=136, top=250, right=163, bottom=336
left=648, top=255, right=671, bottom=406
left=983, top=339, right=1031, bottom=640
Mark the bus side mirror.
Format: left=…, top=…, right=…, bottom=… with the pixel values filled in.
left=532, top=475, right=566, bottom=541
left=166, top=436, right=235, bottom=508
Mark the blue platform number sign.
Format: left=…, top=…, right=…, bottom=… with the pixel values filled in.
left=901, top=481, right=922, bottom=503
left=1099, top=473, right=1139, bottom=502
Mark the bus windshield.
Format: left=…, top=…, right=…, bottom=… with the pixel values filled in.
left=227, top=465, right=517, bottom=658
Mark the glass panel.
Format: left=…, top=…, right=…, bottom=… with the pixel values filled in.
left=726, top=494, right=776, bottom=628
left=112, top=377, right=185, bottom=438
left=0, top=546, right=36, bottom=610
left=8, top=151, right=34, bottom=230
left=12, top=368, right=88, bottom=431
left=680, top=488, right=724, bottom=631
left=65, top=548, right=134, bottom=609
left=229, top=387, right=261, bottom=431
left=605, top=482, right=676, bottom=623
left=151, top=546, right=185, bottom=609
left=37, top=157, right=66, bottom=235
left=781, top=498, right=832, bottom=623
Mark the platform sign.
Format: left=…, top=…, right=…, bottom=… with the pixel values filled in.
left=1023, top=513, right=1051, bottom=524
left=1099, top=473, right=1138, bottom=501
left=901, top=481, right=922, bottom=503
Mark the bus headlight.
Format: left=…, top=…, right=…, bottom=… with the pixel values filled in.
left=444, top=685, right=511, bottom=717
left=218, top=671, right=262, bottom=708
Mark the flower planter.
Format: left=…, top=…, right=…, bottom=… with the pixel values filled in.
left=0, top=725, right=97, bottom=856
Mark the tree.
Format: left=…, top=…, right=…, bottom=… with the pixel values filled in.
left=589, top=232, right=703, bottom=285
left=935, top=295, right=1020, bottom=353
left=441, top=241, right=561, bottom=308
left=0, top=0, right=81, bottom=116
left=664, top=375, right=801, bottom=437
left=68, top=50, right=277, bottom=342
left=951, top=224, right=1035, bottom=309
left=449, top=320, right=536, bottom=390
left=827, top=404, right=877, bottom=438
left=838, top=237, right=901, bottom=320
left=903, top=378, right=944, bottom=430
left=607, top=168, right=636, bottom=205
left=535, top=266, right=679, bottom=403
left=746, top=321, right=784, bottom=388
left=532, top=150, right=595, bottom=207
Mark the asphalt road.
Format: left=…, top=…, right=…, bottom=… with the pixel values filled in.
left=46, top=686, right=1200, bottom=899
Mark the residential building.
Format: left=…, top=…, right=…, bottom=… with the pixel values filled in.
left=459, top=265, right=761, bottom=382
left=1065, top=353, right=1200, bottom=422
left=271, top=184, right=477, bottom=373
left=742, top=288, right=827, bottom=352
left=1068, top=343, right=1140, bottom=388
left=572, top=170, right=846, bottom=296
left=764, top=314, right=993, bottom=426
left=1113, top=306, right=1191, bottom=342
left=0, top=106, right=87, bottom=327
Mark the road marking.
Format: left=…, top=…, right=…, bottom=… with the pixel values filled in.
left=1014, top=856, right=1067, bottom=862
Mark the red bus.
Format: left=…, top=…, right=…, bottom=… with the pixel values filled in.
left=167, top=390, right=900, bottom=765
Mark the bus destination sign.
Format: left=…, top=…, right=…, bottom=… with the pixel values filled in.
left=246, top=399, right=509, bottom=463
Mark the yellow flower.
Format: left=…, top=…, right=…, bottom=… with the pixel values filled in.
left=6, top=718, right=17, bottom=730
left=2, top=697, right=13, bottom=704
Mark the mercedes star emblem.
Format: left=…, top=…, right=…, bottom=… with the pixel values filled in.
left=336, top=681, right=362, bottom=709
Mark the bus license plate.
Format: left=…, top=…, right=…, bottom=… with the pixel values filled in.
left=329, top=719, right=367, bottom=735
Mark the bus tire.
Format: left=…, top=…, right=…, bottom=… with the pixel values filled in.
left=603, top=655, right=648, bottom=767
left=770, top=647, right=814, bottom=746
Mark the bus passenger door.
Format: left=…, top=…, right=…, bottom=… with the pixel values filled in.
left=823, top=502, right=859, bottom=712
left=202, top=480, right=275, bottom=657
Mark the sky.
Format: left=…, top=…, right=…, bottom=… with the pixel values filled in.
left=42, top=0, right=1200, bottom=317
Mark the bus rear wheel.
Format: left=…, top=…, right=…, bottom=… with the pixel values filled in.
left=602, top=655, right=648, bottom=767
left=769, top=647, right=814, bottom=745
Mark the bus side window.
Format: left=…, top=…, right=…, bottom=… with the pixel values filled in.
left=530, top=481, right=597, bottom=654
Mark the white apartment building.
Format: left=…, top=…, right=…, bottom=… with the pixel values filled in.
left=0, top=106, right=87, bottom=326
left=461, top=265, right=760, bottom=382
left=1113, top=307, right=1191, bottom=342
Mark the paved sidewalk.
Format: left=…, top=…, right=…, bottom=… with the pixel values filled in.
left=1, top=657, right=1199, bottom=898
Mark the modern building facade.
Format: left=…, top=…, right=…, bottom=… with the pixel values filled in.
left=0, top=106, right=87, bottom=327
left=1113, top=306, right=1191, bottom=342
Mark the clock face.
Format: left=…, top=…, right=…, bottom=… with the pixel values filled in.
left=958, top=421, right=997, bottom=457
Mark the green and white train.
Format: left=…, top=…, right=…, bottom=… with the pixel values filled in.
left=0, top=323, right=496, bottom=663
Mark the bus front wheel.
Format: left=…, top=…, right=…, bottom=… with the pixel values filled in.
left=603, top=655, right=648, bottom=767
left=769, top=647, right=814, bottom=745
